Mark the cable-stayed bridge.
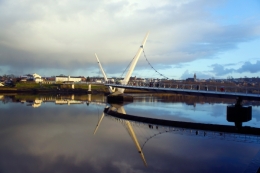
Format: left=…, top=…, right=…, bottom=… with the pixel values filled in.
left=94, top=32, right=260, bottom=102
left=94, top=32, right=260, bottom=172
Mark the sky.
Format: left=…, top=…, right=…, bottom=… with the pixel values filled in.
left=0, top=0, right=260, bottom=80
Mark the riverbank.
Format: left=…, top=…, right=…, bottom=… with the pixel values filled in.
left=0, top=82, right=149, bottom=94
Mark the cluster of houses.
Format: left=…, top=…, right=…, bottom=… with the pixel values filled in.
left=0, top=73, right=170, bottom=87
left=0, top=73, right=118, bottom=86
left=1, top=72, right=260, bottom=87
left=0, top=73, right=86, bottom=86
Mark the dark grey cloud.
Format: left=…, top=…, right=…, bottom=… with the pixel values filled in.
left=181, top=70, right=212, bottom=80
left=223, top=63, right=239, bottom=66
left=237, top=60, right=260, bottom=73
left=180, top=24, right=259, bottom=58
left=209, top=61, right=260, bottom=76
left=210, top=64, right=234, bottom=76
left=0, top=44, right=96, bottom=76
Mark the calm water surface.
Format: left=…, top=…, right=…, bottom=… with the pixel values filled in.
left=0, top=93, right=260, bottom=173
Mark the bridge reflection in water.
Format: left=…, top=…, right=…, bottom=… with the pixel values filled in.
left=106, top=114, right=260, bottom=144
left=94, top=105, right=148, bottom=166
left=93, top=103, right=260, bottom=168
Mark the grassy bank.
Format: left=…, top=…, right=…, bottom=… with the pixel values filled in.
left=14, top=82, right=58, bottom=90
left=0, top=82, right=150, bottom=94
left=0, top=82, right=109, bottom=93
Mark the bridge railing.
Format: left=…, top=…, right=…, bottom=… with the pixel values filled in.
left=123, top=82, right=260, bottom=95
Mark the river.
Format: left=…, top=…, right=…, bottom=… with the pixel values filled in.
left=0, top=93, right=260, bottom=173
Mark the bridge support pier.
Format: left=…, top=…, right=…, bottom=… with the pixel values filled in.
left=107, top=94, right=133, bottom=103
left=226, top=97, right=252, bottom=129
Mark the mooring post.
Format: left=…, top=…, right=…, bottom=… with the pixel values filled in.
left=235, top=97, right=242, bottom=107
left=227, top=96, right=252, bottom=130
left=88, top=84, right=91, bottom=92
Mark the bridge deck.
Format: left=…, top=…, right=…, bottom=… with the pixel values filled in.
left=105, top=84, right=260, bottom=101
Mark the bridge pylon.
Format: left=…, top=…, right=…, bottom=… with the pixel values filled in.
left=95, top=32, right=149, bottom=103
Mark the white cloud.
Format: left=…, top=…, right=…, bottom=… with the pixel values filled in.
left=0, top=0, right=259, bottom=77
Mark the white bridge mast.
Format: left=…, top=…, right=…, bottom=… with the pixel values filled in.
left=95, top=54, right=115, bottom=93
left=95, top=32, right=149, bottom=95
left=117, top=32, right=149, bottom=94
left=95, top=53, right=108, bottom=81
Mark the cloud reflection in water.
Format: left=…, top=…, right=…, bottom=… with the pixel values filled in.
left=0, top=97, right=260, bottom=173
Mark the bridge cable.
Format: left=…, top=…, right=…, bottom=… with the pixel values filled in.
left=141, top=128, right=172, bottom=150
left=142, top=48, right=169, bottom=79
left=119, top=48, right=169, bottom=80
left=119, top=55, right=135, bottom=79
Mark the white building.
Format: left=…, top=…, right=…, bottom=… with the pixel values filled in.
left=32, top=73, right=43, bottom=83
left=25, top=73, right=43, bottom=83
left=107, top=78, right=115, bottom=83
left=55, top=76, right=82, bottom=82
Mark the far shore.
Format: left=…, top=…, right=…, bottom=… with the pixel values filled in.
left=1, top=81, right=259, bottom=95
left=0, top=82, right=149, bottom=94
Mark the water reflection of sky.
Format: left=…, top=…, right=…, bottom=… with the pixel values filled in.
left=122, top=95, right=260, bottom=128
left=1, top=95, right=260, bottom=173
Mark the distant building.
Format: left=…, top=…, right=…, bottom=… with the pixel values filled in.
left=0, top=76, right=4, bottom=83
left=32, top=73, right=43, bottom=83
left=130, top=76, right=145, bottom=82
left=55, top=76, right=82, bottom=82
left=95, top=79, right=103, bottom=83
left=90, top=77, right=106, bottom=83
left=81, top=77, right=87, bottom=82
left=186, top=73, right=197, bottom=82
left=107, top=78, right=115, bottom=83
left=42, top=77, right=55, bottom=84
left=22, top=73, right=43, bottom=83
left=20, top=77, right=27, bottom=82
